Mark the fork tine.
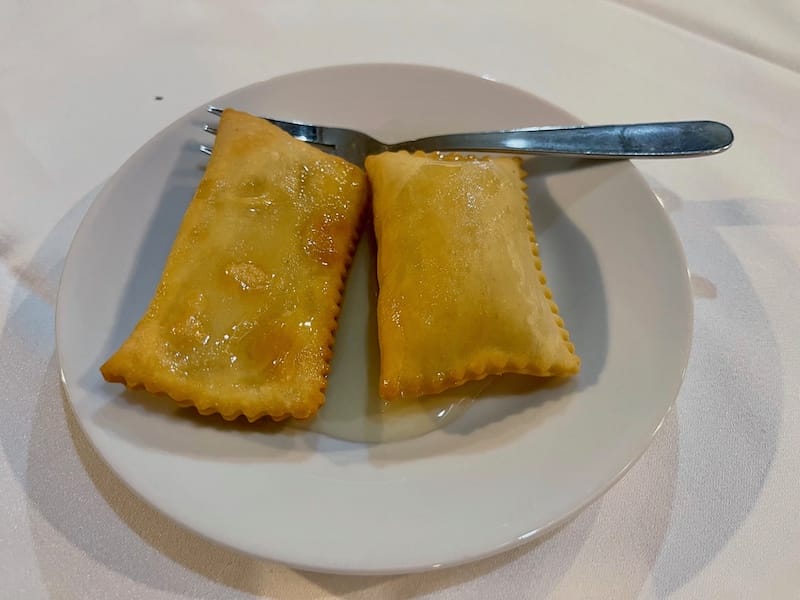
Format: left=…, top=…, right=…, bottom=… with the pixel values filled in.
left=200, top=121, right=330, bottom=147
left=205, top=104, right=333, bottom=147
left=199, top=144, right=213, bottom=155
left=202, top=104, right=376, bottom=165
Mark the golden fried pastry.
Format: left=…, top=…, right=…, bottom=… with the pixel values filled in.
left=366, top=151, right=579, bottom=400
left=101, top=109, right=368, bottom=421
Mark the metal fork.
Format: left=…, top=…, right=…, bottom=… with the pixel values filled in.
left=201, top=105, right=733, bottom=166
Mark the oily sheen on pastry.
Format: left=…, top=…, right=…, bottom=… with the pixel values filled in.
left=101, top=108, right=368, bottom=421
left=365, top=151, right=580, bottom=400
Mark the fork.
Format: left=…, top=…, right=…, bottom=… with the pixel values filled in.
left=200, top=105, right=733, bottom=166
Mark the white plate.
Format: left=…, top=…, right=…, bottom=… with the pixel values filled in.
left=56, top=64, right=692, bottom=574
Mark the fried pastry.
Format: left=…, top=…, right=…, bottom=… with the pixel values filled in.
left=101, top=108, right=368, bottom=421
left=366, top=151, right=579, bottom=400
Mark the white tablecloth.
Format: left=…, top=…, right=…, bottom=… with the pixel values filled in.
left=2, top=1, right=798, bottom=598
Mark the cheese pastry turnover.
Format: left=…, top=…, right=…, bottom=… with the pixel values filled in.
left=101, top=109, right=368, bottom=421
left=366, top=151, right=579, bottom=400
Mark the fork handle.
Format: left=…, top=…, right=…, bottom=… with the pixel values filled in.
left=395, top=121, right=733, bottom=158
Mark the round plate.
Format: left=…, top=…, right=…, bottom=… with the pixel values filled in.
left=56, top=64, right=692, bottom=574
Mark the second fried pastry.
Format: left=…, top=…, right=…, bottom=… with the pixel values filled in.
left=366, top=151, right=580, bottom=400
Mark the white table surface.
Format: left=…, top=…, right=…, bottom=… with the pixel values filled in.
left=1, top=1, right=798, bottom=598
